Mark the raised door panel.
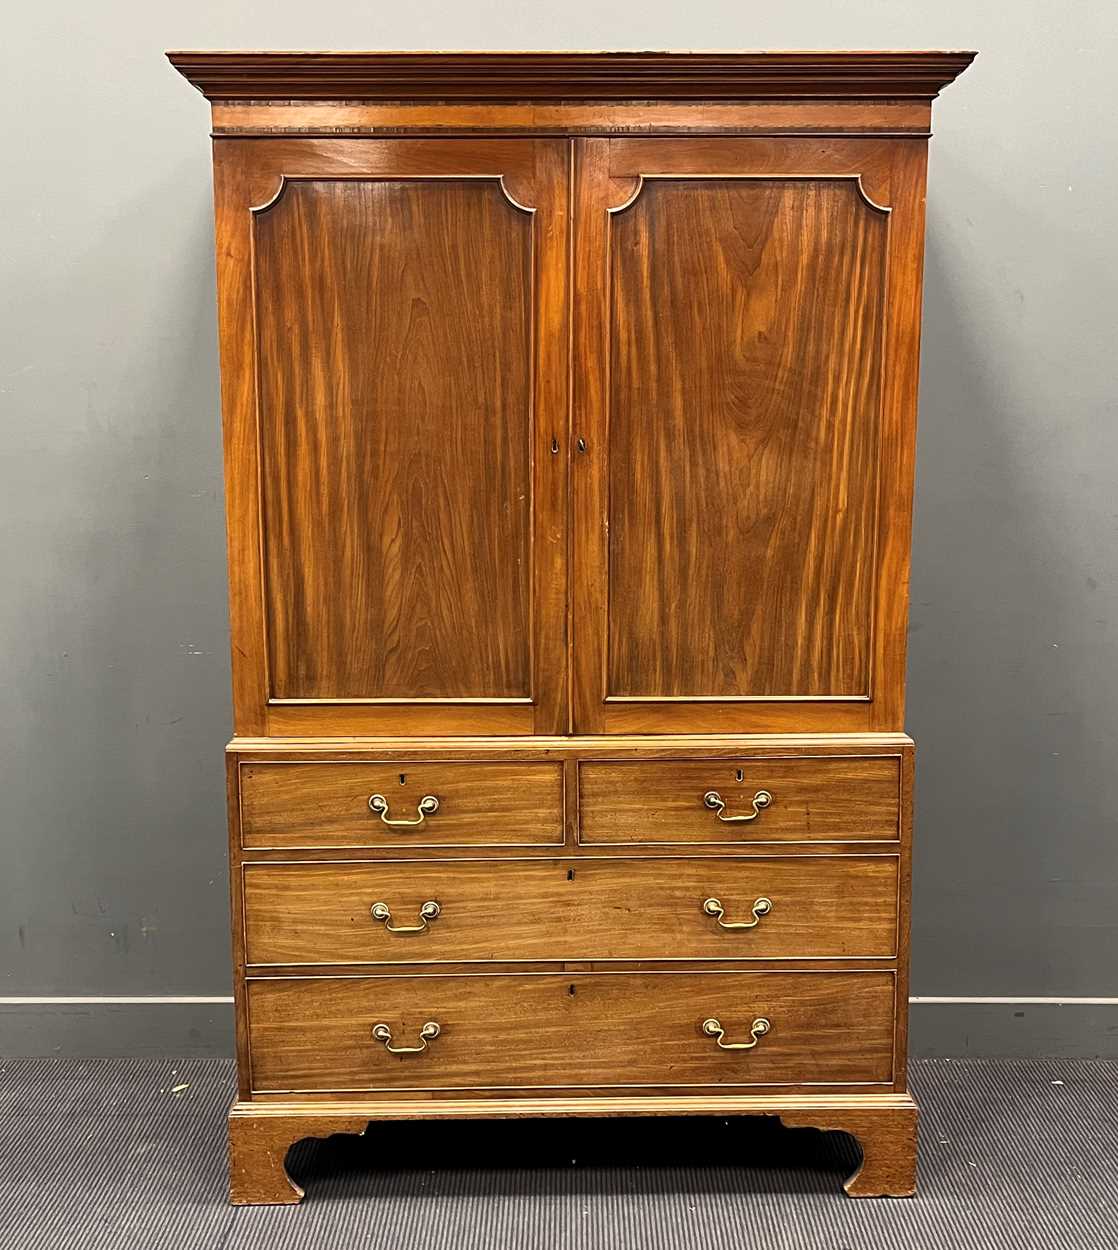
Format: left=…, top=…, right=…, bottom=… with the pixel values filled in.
left=254, top=180, right=532, bottom=703
left=572, top=138, right=928, bottom=734
left=213, top=139, right=568, bottom=735
left=607, top=177, right=885, bottom=700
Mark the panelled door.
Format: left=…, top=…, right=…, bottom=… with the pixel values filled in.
left=571, top=137, right=928, bottom=735
left=213, top=139, right=569, bottom=737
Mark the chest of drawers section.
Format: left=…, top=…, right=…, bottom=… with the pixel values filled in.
left=229, top=738, right=911, bottom=1106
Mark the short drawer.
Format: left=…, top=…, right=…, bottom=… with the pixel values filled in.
left=247, top=970, right=896, bottom=1093
left=578, top=757, right=900, bottom=844
left=238, top=761, right=564, bottom=849
left=242, top=855, right=898, bottom=965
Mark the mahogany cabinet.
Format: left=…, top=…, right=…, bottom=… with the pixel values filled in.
left=170, top=49, right=973, bottom=1203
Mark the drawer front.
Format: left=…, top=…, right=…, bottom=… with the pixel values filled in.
left=239, top=761, right=564, bottom=849
left=243, top=856, right=898, bottom=965
left=578, top=757, right=900, bottom=844
left=248, top=971, right=895, bottom=1092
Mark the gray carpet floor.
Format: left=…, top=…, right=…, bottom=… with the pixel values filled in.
left=0, top=1057, right=1114, bottom=1248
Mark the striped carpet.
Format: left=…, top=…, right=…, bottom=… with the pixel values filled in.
left=0, top=1058, right=1114, bottom=1248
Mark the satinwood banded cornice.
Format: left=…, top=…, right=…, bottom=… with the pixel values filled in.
left=167, top=50, right=976, bottom=103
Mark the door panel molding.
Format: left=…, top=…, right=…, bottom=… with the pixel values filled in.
left=608, top=172, right=893, bottom=218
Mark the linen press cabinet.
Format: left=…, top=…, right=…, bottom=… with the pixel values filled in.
left=170, top=50, right=974, bottom=1203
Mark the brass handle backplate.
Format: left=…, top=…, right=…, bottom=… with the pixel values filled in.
left=703, top=789, right=773, bottom=824
left=702, top=896, right=773, bottom=930
left=369, top=793, right=439, bottom=827
left=702, top=1016, right=771, bottom=1051
left=372, top=1021, right=441, bottom=1055
left=371, top=900, right=441, bottom=934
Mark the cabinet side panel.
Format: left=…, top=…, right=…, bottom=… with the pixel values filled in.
left=226, top=752, right=252, bottom=1099
left=893, top=740, right=915, bottom=1089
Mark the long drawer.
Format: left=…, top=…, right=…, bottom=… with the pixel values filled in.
left=239, top=760, right=565, bottom=849
left=578, top=756, right=901, bottom=844
left=242, top=855, right=898, bottom=965
left=247, top=970, right=896, bottom=1093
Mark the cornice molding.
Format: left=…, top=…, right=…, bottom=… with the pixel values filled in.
left=167, top=50, right=976, bottom=103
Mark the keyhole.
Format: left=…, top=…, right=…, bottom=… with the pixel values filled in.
left=567, top=868, right=575, bottom=881
left=399, top=773, right=407, bottom=786
left=551, top=435, right=560, bottom=454
left=577, top=437, right=587, bottom=453
left=736, top=769, right=744, bottom=783
left=568, top=984, right=576, bottom=996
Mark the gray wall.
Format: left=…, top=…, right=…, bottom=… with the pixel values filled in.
left=2, top=3, right=1115, bottom=1058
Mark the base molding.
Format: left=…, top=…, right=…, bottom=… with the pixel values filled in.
left=227, top=1091, right=918, bottom=1204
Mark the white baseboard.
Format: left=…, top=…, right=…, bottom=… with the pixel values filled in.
left=0, top=996, right=234, bottom=1005
left=3, top=995, right=1116, bottom=1006
left=909, top=996, right=1118, bottom=1005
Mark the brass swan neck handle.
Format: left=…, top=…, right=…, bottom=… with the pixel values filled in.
left=702, top=896, right=773, bottom=930
left=371, top=900, right=441, bottom=934
left=372, top=1021, right=441, bottom=1055
left=369, top=793, right=439, bottom=827
left=703, top=789, right=772, bottom=823
left=702, top=1017, right=771, bottom=1050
